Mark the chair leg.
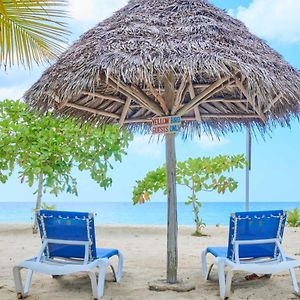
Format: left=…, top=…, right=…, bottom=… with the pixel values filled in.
left=88, top=271, right=98, bottom=300
left=97, top=259, right=109, bottom=299
left=217, top=258, right=226, bottom=300
left=201, top=249, right=211, bottom=279
left=114, top=251, right=124, bottom=282
left=225, top=270, right=233, bottom=298
left=289, top=268, right=300, bottom=295
left=24, top=270, right=33, bottom=295
left=13, top=266, right=28, bottom=299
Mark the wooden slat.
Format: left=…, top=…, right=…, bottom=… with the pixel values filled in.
left=123, top=114, right=260, bottom=124
left=65, top=103, right=120, bottom=119
left=176, top=75, right=231, bottom=116
left=235, top=78, right=266, bottom=121
left=171, top=71, right=189, bottom=115
left=187, top=80, right=201, bottom=122
left=82, top=91, right=125, bottom=104
left=163, top=72, right=176, bottom=111
left=183, top=114, right=260, bottom=120
left=146, top=82, right=169, bottom=115
left=264, top=93, right=283, bottom=113
left=108, top=76, right=164, bottom=116
left=119, top=97, right=131, bottom=126
left=203, top=98, right=248, bottom=103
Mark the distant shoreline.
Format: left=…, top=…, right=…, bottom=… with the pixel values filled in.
left=1, top=201, right=299, bottom=225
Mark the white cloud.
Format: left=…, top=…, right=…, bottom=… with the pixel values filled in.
left=194, top=133, right=229, bottom=149
left=234, top=0, right=300, bottom=45
left=128, top=135, right=163, bottom=158
left=69, top=0, right=128, bottom=23
left=0, top=84, right=28, bottom=100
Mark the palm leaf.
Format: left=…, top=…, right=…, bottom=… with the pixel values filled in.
left=0, top=0, right=69, bottom=68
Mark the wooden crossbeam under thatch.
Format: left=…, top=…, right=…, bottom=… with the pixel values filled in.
left=264, top=93, right=283, bottom=113
left=65, top=102, right=120, bottom=119
left=187, top=80, right=201, bottom=122
left=176, top=75, right=231, bottom=116
left=108, top=76, right=164, bottom=116
left=234, top=78, right=266, bottom=121
left=82, top=91, right=125, bottom=104
left=203, top=98, right=248, bottom=103
left=123, top=113, right=260, bottom=124
left=171, top=71, right=189, bottom=114
left=146, top=82, right=169, bottom=115
left=119, top=97, right=131, bottom=126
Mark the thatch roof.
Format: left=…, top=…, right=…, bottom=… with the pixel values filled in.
left=24, top=0, right=300, bottom=136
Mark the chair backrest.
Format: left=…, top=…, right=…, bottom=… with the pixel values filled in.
left=227, top=210, right=286, bottom=261
left=37, top=210, right=97, bottom=261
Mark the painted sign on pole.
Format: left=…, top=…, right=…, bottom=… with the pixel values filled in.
left=152, top=116, right=181, bottom=134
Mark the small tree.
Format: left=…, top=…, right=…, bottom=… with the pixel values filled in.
left=0, top=100, right=132, bottom=232
left=287, top=208, right=300, bottom=227
left=133, top=155, right=247, bottom=236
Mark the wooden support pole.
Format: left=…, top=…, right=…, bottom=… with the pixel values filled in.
left=165, top=132, right=178, bottom=284
left=245, top=125, right=251, bottom=212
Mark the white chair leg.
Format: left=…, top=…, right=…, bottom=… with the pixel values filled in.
left=88, top=271, right=98, bottom=299
left=114, top=251, right=124, bottom=282
left=97, top=259, right=109, bottom=299
left=289, top=268, right=300, bottom=295
left=24, top=270, right=33, bottom=295
left=201, top=249, right=208, bottom=277
left=13, top=266, right=28, bottom=298
left=217, top=258, right=226, bottom=300
left=225, top=270, right=233, bottom=298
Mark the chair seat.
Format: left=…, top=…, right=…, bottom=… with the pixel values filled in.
left=207, top=246, right=227, bottom=258
left=96, top=248, right=119, bottom=259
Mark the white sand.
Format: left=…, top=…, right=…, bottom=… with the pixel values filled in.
left=0, top=224, right=299, bottom=299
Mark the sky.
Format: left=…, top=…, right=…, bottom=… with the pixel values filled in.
left=0, top=0, right=300, bottom=204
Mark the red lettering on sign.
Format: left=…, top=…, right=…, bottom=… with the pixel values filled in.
left=152, top=126, right=169, bottom=134
left=152, top=117, right=170, bottom=126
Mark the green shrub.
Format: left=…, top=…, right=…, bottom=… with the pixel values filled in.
left=287, top=208, right=300, bottom=227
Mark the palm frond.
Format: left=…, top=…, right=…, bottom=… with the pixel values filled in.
left=0, top=0, right=70, bottom=69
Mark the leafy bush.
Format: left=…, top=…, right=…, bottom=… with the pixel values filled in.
left=287, top=208, right=300, bottom=227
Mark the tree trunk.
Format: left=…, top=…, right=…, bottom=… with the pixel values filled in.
left=32, top=173, right=43, bottom=234
left=191, top=187, right=200, bottom=233
left=165, top=133, right=178, bottom=284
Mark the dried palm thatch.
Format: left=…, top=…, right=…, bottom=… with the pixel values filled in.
left=24, top=0, right=300, bottom=136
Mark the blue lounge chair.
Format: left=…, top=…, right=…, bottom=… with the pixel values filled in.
left=13, top=210, right=123, bottom=299
left=201, top=210, right=300, bottom=299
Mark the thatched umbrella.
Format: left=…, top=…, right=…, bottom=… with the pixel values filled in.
left=24, top=0, right=300, bottom=285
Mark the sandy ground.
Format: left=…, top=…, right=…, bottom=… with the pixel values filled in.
left=0, top=224, right=300, bottom=300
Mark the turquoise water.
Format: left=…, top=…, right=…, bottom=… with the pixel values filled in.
left=0, top=202, right=299, bottom=225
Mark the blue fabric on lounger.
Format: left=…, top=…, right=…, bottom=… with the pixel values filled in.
left=14, top=209, right=124, bottom=299
left=201, top=210, right=300, bottom=300
left=206, top=210, right=286, bottom=261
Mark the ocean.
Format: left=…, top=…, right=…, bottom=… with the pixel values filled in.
left=0, top=201, right=299, bottom=225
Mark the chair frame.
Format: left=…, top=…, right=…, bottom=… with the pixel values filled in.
left=13, top=212, right=123, bottom=300
left=201, top=211, right=300, bottom=299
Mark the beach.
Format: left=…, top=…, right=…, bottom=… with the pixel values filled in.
left=0, top=224, right=299, bottom=300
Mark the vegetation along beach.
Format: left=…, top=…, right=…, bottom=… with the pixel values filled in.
left=1, top=0, right=300, bottom=299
